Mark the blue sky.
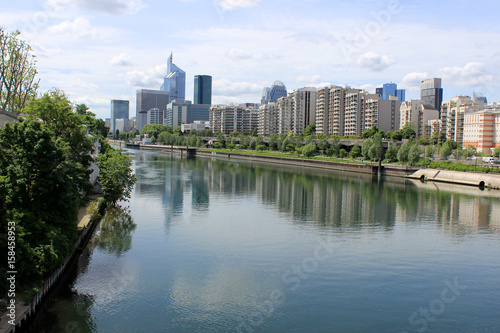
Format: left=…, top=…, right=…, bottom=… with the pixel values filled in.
left=2, top=0, right=500, bottom=119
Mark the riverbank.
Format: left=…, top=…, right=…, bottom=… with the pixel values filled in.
left=0, top=196, right=103, bottom=333
left=114, top=141, right=500, bottom=189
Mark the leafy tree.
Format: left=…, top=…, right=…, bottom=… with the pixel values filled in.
left=256, top=144, right=267, bottom=151
left=330, top=136, right=340, bottom=157
left=141, top=124, right=171, bottom=140
left=227, top=143, right=236, bottom=150
left=362, top=139, right=373, bottom=160
left=302, top=143, right=317, bottom=158
left=252, top=127, right=258, bottom=136
left=97, top=148, right=137, bottom=205
left=229, top=131, right=240, bottom=137
left=339, top=148, right=347, bottom=159
left=384, top=146, right=399, bottom=162
left=391, top=130, right=403, bottom=141
left=269, top=133, right=279, bottom=151
left=418, top=137, right=430, bottom=146
left=213, top=142, right=222, bottom=149
left=492, top=147, right=500, bottom=158
left=350, top=144, right=361, bottom=159
left=368, top=132, right=384, bottom=161
left=440, top=141, right=453, bottom=160
left=249, top=138, right=257, bottom=150
left=0, top=28, right=39, bottom=112
left=401, top=123, right=416, bottom=139
left=426, top=145, right=435, bottom=159
left=397, top=139, right=414, bottom=164
left=317, top=138, right=330, bottom=155
left=304, top=124, right=316, bottom=136
left=408, top=144, right=422, bottom=166
left=362, top=125, right=379, bottom=139
left=430, top=132, right=445, bottom=145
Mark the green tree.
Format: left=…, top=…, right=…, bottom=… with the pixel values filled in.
left=252, top=127, right=258, bottom=136
left=213, top=142, right=222, bottom=149
left=269, top=133, right=279, bottom=151
left=304, top=124, right=316, bottom=136
left=302, top=143, right=317, bottom=158
left=384, top=145, right=399, bottom=162
left=339, top=148, right=347, bottom=159
left=492, top=147, right=500, bottom=158
left=440, top=141, right=453, bottom=160
left=362, top=125, right=380, bottom=139
left=97, top=149, right=137, bottom=205
left=256, top=144, right=267, bottom=151
left=0, top=28, right=39, bottom=112
left=401, top=123, right=416, bottom=139
left=317, top=138, right=330, bottom=155
left=368, top=133, right=384, bottom=161
left=408, top=143, right=422, bottom=166
left=391, top=130, right=403, bottom=141
left=141, top=124, right=170, bottom=140
left=217, top=132, right=226, bottom=148
left=350, top=144, right=361, bottom=159
left=362, top=139, right=373, bottom=160
left=397, top=139, right=414, bottom=164
left=426, top=145, right=435, bottom=159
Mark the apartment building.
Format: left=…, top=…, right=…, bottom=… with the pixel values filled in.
left=400, top=100, right=439, bottom=138
left=209, top=104, right=258, bottom=134
left=463, top=104, right=500, bottom=153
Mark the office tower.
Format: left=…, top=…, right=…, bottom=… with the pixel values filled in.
left=136, top=89, right=170, bottom=132
left=161, top=53, right=186, bottom=102
left=420, top=78, right=443, bottom=112
left=269, top=80, right=287, bottom=103
left=165, top=100, right=210, bottom=128
left=194, top=75, right=212, bottom=105
left=110, top=99, right=129, bottom=134
left=261, top=87, right=271, bottom=104
left=147, top=108, right=164, bottom=125
left=376, top=82, right=405, bottom=101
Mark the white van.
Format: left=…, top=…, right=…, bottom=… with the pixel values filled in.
left=482, top=157, right=495, bottom=163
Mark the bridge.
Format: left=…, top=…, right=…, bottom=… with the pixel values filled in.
left=126, top=143, right=197, bottom=157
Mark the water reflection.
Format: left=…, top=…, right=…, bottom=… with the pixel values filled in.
left=130, top=151, right=500, bottom=236
left=91, top=206, right=137, bottom=256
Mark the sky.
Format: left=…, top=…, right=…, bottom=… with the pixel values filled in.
left=1, top=0, right=500, bottom=120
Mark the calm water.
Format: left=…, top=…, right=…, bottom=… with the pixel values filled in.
left=37, top=149, right=500, bottom=333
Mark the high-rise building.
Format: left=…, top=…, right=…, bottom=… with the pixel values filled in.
left=376, top=82, right=405, bottom=101
left=275, top=88, right=317, bottom=136
left=420, top=78, right=443, bottom=113
left=165, top=100, right=210, bottom=128
left=400, top=100, right=439, bottom=138
left=209, top=104, right=258, bottom=134
left=261, top=87, right=271, bottom=104
left=269, top=80, right=287, bottom=103
left=463, top=104, right=500, bottom=153
left=194, top=75, right=212, bottom=105
left=147, top=108, right=164, bottom=125
left=136, top=89, right=170, bottom=132
left=110, top=100, right=129, bottom=134
left=438, top=96, right=485, bottom=143
left=364, top=96, right=401, bottom=133
left=258, top=102, right=278, bottom=136
left=161, top=53, right=186, bottom=102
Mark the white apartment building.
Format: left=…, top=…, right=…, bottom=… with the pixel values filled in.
left=364, top=95, right=401, bottom=133
left=209, top=104, right=259, bottom=134
left=258, top=102, right=278, bottom=136
left=276, top=88, right=317, bottom=136
left=400, top=100, right=439, bottom=138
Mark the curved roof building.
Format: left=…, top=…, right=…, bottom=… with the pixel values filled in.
left=269, top=80, right=287, bottom=103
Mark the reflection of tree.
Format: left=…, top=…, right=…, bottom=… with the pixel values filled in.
left=94, top=207, right=137, bottom=256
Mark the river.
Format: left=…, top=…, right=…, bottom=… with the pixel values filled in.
left=36, top=148, right=500, bottom=333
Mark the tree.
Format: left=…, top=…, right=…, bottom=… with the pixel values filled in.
left=493, top=147, right=500, bottom=158
left=391, top=130, right=403, bottom=141
left=256, top=144, right=267, bottom=151
left=440, top=141, right=453, bottom=160
left=397, top=139, right=414, bottom=164
left=384, top=146, right=399, bottom=162
left=141, top=124, right=171, bottom=140
left=339, top=149, right=347, bottom=159
left=368, top=133, right=384, bottom=161
left=97, top=148, right=137, bottom=205
left=350, top=144, right=361, bottom=159
left=269, top=133, right=279, bottom=151
left=408, top=143, right=422, bottom=166
left=217, top=132, right=226, bottom=148
left=252, top=127, right=258, bottom=136
left=426, top=145, right=435, bottom=159
left=213, top=142, right=222, bottom=149
left=0, top=28, right=39, bottom=112
left=302, top=143, right=317, bottom=158
left=362, top=139, right=373, bottom=160
left=304, top=124, right=316, bottom=136
left=401, top=123, right=416, bottom=139
left=330, top=135, right=340, bottom=157
left=362, top=125, right=379, bottom=139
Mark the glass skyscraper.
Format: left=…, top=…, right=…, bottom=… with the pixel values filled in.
left=194, top=75, right=212, bottom=105
left=110, top=100, right=129, bottom=134
left=161, top=53, right=186, bottom=102
left=376, top=83, right=405, bottom=101
left=269, top=80, right=287, bottom=103
left=136, top=89, right=170, bottom=132
left=420, top=78, right=443, bottom=112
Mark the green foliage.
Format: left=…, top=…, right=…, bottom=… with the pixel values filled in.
left=86, top=201, right=101, bottom=219
left=384, top=146, right=399, bottom=162
left=391, top=130, right=403, bottom=141
left=362, top=139, right=373, bottom=160
left=227, top=143, right=236, bottom=150
left=217, top=132, right=226, bottom=148
left=0, top=28, right=39, bottom=112
left=304, top=124, right=316, bottom=136
left=93, top=207, right=136, bottom=256
left=426, top=145, right=435, bottom=159
left=97, top=149, right=137, bottom=205
left=350, top=144, right=361, bottom=159
left=397, top=139, right=415, bottom=164
left=141, top=124, right=171, bottom=140
left=302, top=143, right=317, bottom=158
left=213, top=142, right=222, bottom=149
left=339, top=149, right=347, bottom=159
left=408, top=143, right=422, bottom=166
left=493, top=147, right=500, bottom=158
left=317, top=138, right=330, bottom=155
left=256, top=144, right=267, bottom=151
left=401, top=123, right=416, bottom=139
left=440, top=141, right=453, bottom=160
left=368, top=133, right=384, bottom=161
left=418, top=137, right=430, bottom=146
left=269, top=133, right=279, bottom=151
left=362, top=125, right=380, bottom=139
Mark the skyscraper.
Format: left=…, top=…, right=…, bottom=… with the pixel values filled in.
left=194, top=75, right=212, bottom=105
left=161, top=53, right=186, bottom=102
left=269, top=80, right=287, bottom=103
left=110, top=100, right=129, bottom=134
left=261, top=87, right=271, bottom=104
left=136, top=89, right=170, bottom=132
left=420, top=78, right=443, bottom=113
left=376, top=82, right=405, bottom=101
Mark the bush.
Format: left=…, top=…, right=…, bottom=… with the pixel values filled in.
left=86, top=201, right=101, bottom=219
left=213, top=142, right=222, bottom=149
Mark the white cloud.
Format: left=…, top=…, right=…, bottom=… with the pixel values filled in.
left=357, top=52, right=395, bottom=72
left=212, top=79, right=262, bottom=96
left=438, top=62, right=495, bottom=87
left=226, top=48, right=253, bottom=60
left=296, top=75, right=322, bottom=84
left=124, top=64, right=167, bottom=87
left=110, top=53, right=133, bottom=66
left=44, top=0, right=145, bottom=14
left=360, top=83, right=376, bottom=93
left=401, top=72, right=428, bottom=87
left=46, top=17, right=99, bottom=39
left=216, top=0, right=260, bottom=10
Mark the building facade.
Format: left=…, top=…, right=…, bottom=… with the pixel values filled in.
left=258, top=102, right=278, bottom=136
left=269, top=80, right=287, bottom=103
left=165, top=101, right=210, bottom=128
left=161, top=53, right=186, bottom=102
left=136, top=89, right=170, bottom=132
left=147, top=108, right=164, bottom=125
left=420, top=78, right=443, bottom=113
left=364, top=96, right=401, bottom=133
left=110, top=99, right=129, bottom=134
left=400, top=100, right=439, bottom=138
left=209, top=104, right=258, bottom=134
left=194, top=75, right=212, bottom=105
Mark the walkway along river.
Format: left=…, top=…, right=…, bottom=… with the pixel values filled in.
left=34, top=148, right=500, bottom=333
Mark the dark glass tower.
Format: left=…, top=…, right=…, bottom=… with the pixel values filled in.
left=194, top=75, right=212, bottom=105
left=420, top=78, right=443, bottom=112
left=269, top=80, right=287, bottom=103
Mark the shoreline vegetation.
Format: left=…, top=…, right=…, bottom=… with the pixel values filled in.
left=0, top=90, right=136, bottom=331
